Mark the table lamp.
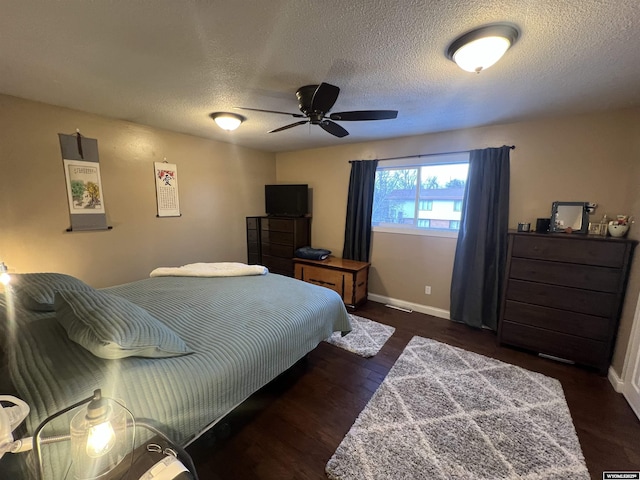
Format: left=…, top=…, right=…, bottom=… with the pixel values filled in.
left=33, top=389, right=134, bottom=480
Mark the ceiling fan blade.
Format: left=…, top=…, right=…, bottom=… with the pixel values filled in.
left=311, top=83, right=340, bottom=113
left=235, top=107, right=305, bottom=118
left=320, top=120, right=349, bottom=138
left=329, top=110, right=399, bottom=121
left=268, top=120, right=309, bottom=133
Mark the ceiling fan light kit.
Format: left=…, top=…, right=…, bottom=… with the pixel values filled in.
left=447, top=23, right=520, bottom=73
left=237, top=82, right=398, bottom=138
left=209, top=112, right=246, bottom=131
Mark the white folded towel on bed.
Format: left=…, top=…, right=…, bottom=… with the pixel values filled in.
left=150, top=262, right=268, bottom=278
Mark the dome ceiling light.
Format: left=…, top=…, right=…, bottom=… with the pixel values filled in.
left=209, top=112, right=246, bottom=131
left=446, top=23, right=520, bottom=73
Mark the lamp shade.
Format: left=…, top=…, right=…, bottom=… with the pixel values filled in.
left=209, top=112, right=245, bottom=131
left=447, top=23, right=519, bottom=73
left=69, top=390, right=131, bottom=480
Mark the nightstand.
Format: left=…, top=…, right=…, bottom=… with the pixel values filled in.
left=294, top=256, right=370, bottom=309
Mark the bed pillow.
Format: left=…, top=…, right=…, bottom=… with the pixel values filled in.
left=11, top=273, right=96, bottom=311
left=54, top=289, right=192, bottom=359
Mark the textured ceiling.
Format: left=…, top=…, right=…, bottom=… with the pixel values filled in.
left=2, top=0, right=639, bottom=153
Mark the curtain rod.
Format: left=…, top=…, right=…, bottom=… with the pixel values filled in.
left=349, top=145, right=515, bottom=163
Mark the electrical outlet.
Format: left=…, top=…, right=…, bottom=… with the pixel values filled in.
left=425, top=286, right=431, bottom=295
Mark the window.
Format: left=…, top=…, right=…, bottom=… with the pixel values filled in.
left=371, top=154, right=469, bottom=236
left=419, top=200, right=433, bottom=211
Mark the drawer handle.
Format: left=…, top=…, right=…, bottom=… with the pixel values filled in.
left=310, top=278, right=336, bottom=287
left=357, top=281, right=365, bottom=287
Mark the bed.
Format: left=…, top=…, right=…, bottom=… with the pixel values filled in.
left=2, top=268, right=351, bottom=478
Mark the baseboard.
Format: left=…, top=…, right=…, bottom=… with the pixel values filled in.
left=367, top=293, right=450, bottom=320
left=608, top=366, right=625, bottom=393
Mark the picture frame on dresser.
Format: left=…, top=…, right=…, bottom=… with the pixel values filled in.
left=588, top=222, right=606, bottom=236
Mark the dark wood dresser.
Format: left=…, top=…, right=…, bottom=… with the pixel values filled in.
left=498, top=231, right=636, bottom=374
left=246, top=216, right=311, bottom=276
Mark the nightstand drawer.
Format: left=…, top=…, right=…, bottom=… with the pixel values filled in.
left=300, top=265, right=345, bottom=297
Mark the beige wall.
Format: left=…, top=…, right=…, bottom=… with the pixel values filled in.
left=0, top=95, right=276, bottom=287
left=3, top=93, right=639, bottom=376
left=276, top=107, right=640, bottom=375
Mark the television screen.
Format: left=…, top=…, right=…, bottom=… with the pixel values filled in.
left=265, top=184, right=308, bottom=217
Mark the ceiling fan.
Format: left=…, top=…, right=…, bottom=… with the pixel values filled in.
left=236, top=82, right=398, bottom=138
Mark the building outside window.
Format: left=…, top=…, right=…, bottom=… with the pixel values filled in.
left=372, top=154, right=469, bottom=236
left=419, top=200, right=434, bottom=211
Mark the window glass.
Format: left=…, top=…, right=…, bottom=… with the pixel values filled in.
left=372, top=157, right=469, bottom=236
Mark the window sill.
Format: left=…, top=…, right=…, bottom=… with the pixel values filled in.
left=372, top=226, right=459, bottom=238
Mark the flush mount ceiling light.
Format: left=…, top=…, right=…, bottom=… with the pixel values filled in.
left=446, top=23, right=520, bottom=73
left=209, top=112, right=246, bottom=131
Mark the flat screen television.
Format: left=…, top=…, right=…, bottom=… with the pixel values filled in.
left=265, top=184, right=308, bottom=217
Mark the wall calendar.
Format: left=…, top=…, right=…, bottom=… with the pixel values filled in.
left=154, top=161, right=181, bottom=217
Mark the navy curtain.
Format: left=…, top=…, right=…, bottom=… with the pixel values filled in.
left=343, top=160, right=378, bottom=262
left=450, top=146, right=511, bottom=330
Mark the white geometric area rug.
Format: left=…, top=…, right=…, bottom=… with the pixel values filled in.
left=326, top=336, right=590, bottom=480
left=325, top=314, right=395, bottom=358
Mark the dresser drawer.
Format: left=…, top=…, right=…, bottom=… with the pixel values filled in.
left=503, top=300, right=610, bottom=341
left=506, top=279, right=616, bottom=318
left=261, top=218, right=295, bottom=233
left=511, top=235, right=627, bottom=267
left=261, top=242, right=294, bottom=258
left=261, top=230, right=293, bottom=245
left=246, top=217, right=259, bottom=229
left=247, top=229, right=259, bottom=244
left=509, top=258, right=622, bottom=292
left=500, top=321, right=609, bottom=369
left=262, top=255, right=293, bottom=275
left=295, top=264, right=345, bottom=297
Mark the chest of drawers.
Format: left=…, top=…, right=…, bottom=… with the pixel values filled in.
left=498, top=231, right=636, bottom=374
left=246, top=216, right=311, bottom=276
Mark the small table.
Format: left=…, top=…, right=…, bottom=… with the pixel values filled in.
left=293, top=256, right=370, bottom=309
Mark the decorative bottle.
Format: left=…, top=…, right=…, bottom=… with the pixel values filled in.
left=600, top=214, right=608, bottom=237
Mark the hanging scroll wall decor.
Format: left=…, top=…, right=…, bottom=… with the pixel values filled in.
left=154, top=161, right=181, bottom=217
left=58, top=131, right=110, bottom=231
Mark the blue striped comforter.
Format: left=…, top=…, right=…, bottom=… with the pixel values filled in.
left=7, top=273, right=351, bottom=454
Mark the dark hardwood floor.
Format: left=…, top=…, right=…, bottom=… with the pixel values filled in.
left=187, top=301, right=640, bottom=480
